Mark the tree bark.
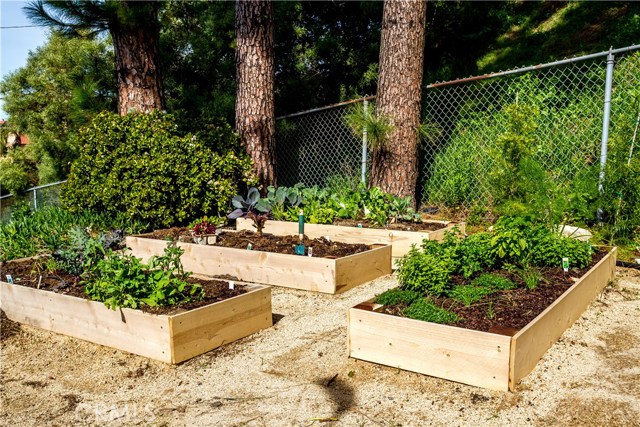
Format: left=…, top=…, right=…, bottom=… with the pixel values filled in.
left=235, top=0, right=277, bottom=189
left=110, top=2, right=164, bottom=115
left=370, top=0, right=426, bottom=202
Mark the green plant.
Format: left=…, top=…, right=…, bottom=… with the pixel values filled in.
left=403, top=298, right=460, bottom=324
left=396, top=248, right=452, bottom=297
left=518, top=265, right=543, bottom=290
left=308, top=207, right=336, bottom=224
left=486, top=302, right=495, bottom=320
left=374, top=288, right=422, bottom=306
left=61, top=111, right=254, bottom=229
left=447, top=285, right=494, bottom=307
left=84, top=242, right=203, bottom=310
left=344, top=102, right=394, bottom=150
left=528, top=233, right=593, bottom=269
left=228, top=187, right=272, bottom=235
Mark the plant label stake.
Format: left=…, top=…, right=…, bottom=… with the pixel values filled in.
left=562, top=257, right=569, bottom=272
left=296, top=209, right=305, bottom=255
left=5, top=274, right=13, bottom=284
left=228, top=281, right=235, bottom=290
left=635, top=258, right=640, bottom=265
left=307, top=247, right=313, bottom=257
left=247, top=243, right=253, bottom=250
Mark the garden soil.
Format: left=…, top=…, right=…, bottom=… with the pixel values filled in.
left=1, top=267, right=639, bottom=427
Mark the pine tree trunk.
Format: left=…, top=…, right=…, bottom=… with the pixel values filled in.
left=235, top=0, right=277, bottom=189
left=110, top=3, right=164, bottom=115
left=370, top=0, right=426, bottom=202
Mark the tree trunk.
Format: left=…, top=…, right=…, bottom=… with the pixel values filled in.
left=370, top=0, right=426, bottom=202
left=110, top=2, right=164, bottom=115
left=235, top=0, right=277, bottom=189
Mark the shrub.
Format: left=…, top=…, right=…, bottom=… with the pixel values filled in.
left=529, top=233, right=593, bottom=269
left=61, top=111, right=255, bottom=229
left=397, top=248, right=452, bottom=297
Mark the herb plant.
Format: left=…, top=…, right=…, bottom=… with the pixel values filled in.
left=374, top=288, right=422, bottom=306
left=403, top=299, right=460, bottom=324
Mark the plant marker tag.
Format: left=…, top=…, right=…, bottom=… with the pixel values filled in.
left=228, top=281, right=235, bottom=290
left=6, top=274, right=13, bottom=284
left=307, top=247, right=313, bottom=257
left=357, top=223, right=363, bottom=228
left=325, top=235, right=331, bottom=242
left=562, top=257, right=569, bottom=272
left=247, top=243, right=253, bottom=250
left=635, top=258, right=640, bottom=265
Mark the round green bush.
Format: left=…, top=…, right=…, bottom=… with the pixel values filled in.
left=61, top=111, right=255, bottom=229
left=397, top=248, right=452, bottom=297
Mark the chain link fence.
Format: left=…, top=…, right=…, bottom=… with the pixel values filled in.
left=0, top=181, right=65, bottom=222
left=276, top=45, right=640, bottom=221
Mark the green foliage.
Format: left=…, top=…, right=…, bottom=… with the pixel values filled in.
left=528, top=233, right=593, bottom=269
left=517, top=265, right=543, bottom=290
left=308, top=207, right=336, bottom=225
left=0, top=205, right=145, bottom=262
left=403, top=298, right=460, bottom=324
left=61, top=111, right=254, bottom=229
left=447, top=285, right=494, bottom=307
left=344, top=102, right=394, bottom=150
left=374, top=288, right=422, bottom=306
left=0, top=148, right=39, bottom=195
left=0, top=32, right=115, bottom=185
left=84, top=242, right=203, bottom=310
left=397, top=248, right=452, bottom=297
left=52, top=226, right=123, bottom=276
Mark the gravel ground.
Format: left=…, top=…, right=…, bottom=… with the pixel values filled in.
left=1, top=267, right=639, bottom=427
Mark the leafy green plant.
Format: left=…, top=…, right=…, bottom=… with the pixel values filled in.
left=528, top=233, right=593, bottom=269
left=517, top=265, right=543, bottom=290
left=61, top=111, right=255, bottom=229
left=447, top=285, right=494, bottom=307
left=228, top=187, right=272, bottom=235
left=84, top=242, right=203, bottom=310
left=403, top=298, right=460, bottom=324
left=374, top=288, right=422, bottom=306
left=396, top=248, right=452, bottom=297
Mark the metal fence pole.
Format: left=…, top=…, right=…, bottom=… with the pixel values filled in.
left=33, top=188, right=38, bottom=211
left=361, top=99, right=369, bottom=184
left=597, top=49, right=615, bottom=221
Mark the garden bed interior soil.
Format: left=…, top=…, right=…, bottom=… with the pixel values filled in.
left=377, top=249, right=609, bottom=334
left=0, top=258, right=246, bottom=315
left=146, top=228, right=372, bottom=258
left=330, top=218, right=448, bottom=232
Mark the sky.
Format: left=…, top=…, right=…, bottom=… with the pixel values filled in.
left=0, top=0, right=49, bottom=119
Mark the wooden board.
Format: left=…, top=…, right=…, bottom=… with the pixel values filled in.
left=348, top=301, right=512, bottom=390
left=126, top=235, right=392, bottom=294
left=509, top=248, right=617, bottom=390
left=0, top=279, right=272, bottom=364
left=348, top=247, right=617, bottom=391
left=235, top=218, right=464, bottom=262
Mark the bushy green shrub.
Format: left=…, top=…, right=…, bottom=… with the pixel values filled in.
left=61, top=111, right=255, bottom=229
left=396, top=248, right=452, bottom=297
left=529, top=233, right=593, bottom=269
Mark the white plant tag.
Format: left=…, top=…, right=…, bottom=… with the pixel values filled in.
left=325, top=235, right=331, bottom=242
left=562, top=257, right=569, bottom=272
left=307, top=247, right=313, bottom=257
left=228, top=281, right=235, bottom=290
left=635, top=258, right=640, bottom=265
left=6, top=274, right=13, bottom=284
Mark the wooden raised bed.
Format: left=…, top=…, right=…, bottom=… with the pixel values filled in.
left=0, top=278, right=272, bottom=364
left=347, top=247, right=617, bottom=391
left=126, top=235, right=392, bottom=294
left=235, top=217, right=464, bottom=264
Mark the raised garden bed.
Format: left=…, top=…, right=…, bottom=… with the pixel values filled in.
left=347, top=247, right=617, bottom=391
left=235, top=217, right=464, bottom=263
left=0, top=258, right=272, bottom=363
left=126, top=231, right=392, bottom=294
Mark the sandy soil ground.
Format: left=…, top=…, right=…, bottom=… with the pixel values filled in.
left=1, top=267, right=639, bottom=427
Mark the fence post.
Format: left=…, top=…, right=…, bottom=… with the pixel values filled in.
left=361, top=99, right=369, bottom=184
left=33, top=188, right=38, bottom=211
left=597, top=49, right=615, bottom=221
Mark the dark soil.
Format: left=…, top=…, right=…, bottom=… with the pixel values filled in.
left=144, top=228, right=373, bottom=258
left=331, top=218, right=451, bottom=232
left=0, top=258, right=247, bottom=315
left=378, top=249, right=609, bottom=334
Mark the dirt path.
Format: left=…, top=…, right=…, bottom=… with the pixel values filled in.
left=1, top=268, right=639, bottom=427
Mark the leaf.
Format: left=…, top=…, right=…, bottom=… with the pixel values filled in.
left=227, top=208, right=245, bottom=219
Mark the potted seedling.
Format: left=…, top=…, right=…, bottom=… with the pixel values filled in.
left=228, top=187, right=272, bottom=235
